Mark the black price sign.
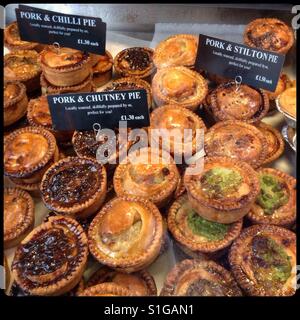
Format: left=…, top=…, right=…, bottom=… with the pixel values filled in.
left=15, top=5, right=106, bottom=54
left=47, top=90, right=150, bottom=131
left=195, top=34, right=285, bottom=91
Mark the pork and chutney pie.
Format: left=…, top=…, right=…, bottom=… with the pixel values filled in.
left=113, top=47, right=154, bottom=81
left=40, top=45, right=91, bottom=87
left=244, top=18, right=295, bottom=54
left=247, top=168, right=296, bottom=227
left=167, top=194, right=243, bottom=257
left=149, top=104, right=207, bottom=158
left=184, top=156, right=260, bottom=224
left=160, top=259, right=242, bottom=296
left=210, top=82, right=269, bottom=123
left=153, top=34, right=198, bottom=69
left=204, top=120, right=268, bottom=169
left=92, top=50, right=113, bottom=87
left=11, top=215, right=88, bottom=296
left=88, top=196, right=163, bottom=273
left=4, top=21, right=44, bottom=52
left=152, top=66, right=208, bottom=112
left=4, top=50, right=42, bottom=93
left=4, top=81, right=28, bottom=127
left=229, top=224, right=296, bottom=296
left=4, top=187, right=35, bottom=249
left=40, top=157, right=107, bottom=219
left=4, top=126, right=59, bottom=185
left=113, top=147, right=180, bottom=208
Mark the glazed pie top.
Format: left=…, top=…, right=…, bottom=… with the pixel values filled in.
left=86, top=266, right=157, bottom=296
left=114, top=147, right=179, bottom=205
left=244, top=18, right=294, bottom=54
left=4, top=50, right=41, bottom=82
left=161, top=259, right=242, bottom=296
left=4, top=127, right=57, bottom=178
left=88, top=196, right=163, bottom=271
left=4, top=81, right=26, bottom=108
left=168, top=194, right=242, bottom=253
left=93, top=51, right=113, bottom=74
left=41, top=157, right=106, bottom=213
left=150, top=104, right=206, bottom=155
left=205, top=120, right=268, bottom=168
left=278, top=87, right=296, bottom=119
left=248, top=168, right=296, bottom=226
left=256, top=122, right=284, bottom=164
left=114, top=47, right=154, bottom=78
left=27, top=95, right=53, bottom=129
left=4, top=188, right=34, bottom=245
left=153, top=34, right=198, bottom=69
left=12, top=215, right=88, bottom=295
left=184, top=156, right=260, bottom=213
left=229, top=225, right=296, bottom=296
left=152, top=66, right=208, bottom=109
left=40, top=46, right=90, bottom=70
left=210, top=82, right=269, bottom=123
left=4, top=22, right=39, bottom=50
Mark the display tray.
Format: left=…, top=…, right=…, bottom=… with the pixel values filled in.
left=4, top=24, right=296, bottom=296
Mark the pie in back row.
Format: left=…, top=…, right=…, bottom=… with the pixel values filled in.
left=3, top=17, right=297, bottom=296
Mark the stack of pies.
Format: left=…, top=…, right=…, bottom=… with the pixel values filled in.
left=90, top=51, right=113, bottom=87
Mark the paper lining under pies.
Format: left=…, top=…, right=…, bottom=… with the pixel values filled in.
left=40, top=45, right=92, bottom=87
left=4, top=81, right=28, bottom=127
left=4, top=21, right=44, bottom=52
left=88, top=195, right=163, bottom=273
left=184, top=156, right=260, bottom=224
left=229, top=224, right=296, bottom=296
left=204, top=120, right=268, bottom=169
left=4, top=126, right=59, bottom=185
left=113, top=47, right=155, bottom=81
left=153, top=34, right=198, bottom=69
left=11, top=215, right=88, bottom=296
left=4, top=188, right=35, bottom=249
left=113, top=147, right=180, bottom=208
left=4, top=50, right=42, bottom=93
left=210, top=82, right=269, bottom=123
left=243, top=18, right=295, bottom=54
left=40, top=156, right=107, bottom=219
left=247, top=167, right=296, bottom=227
left=40, top=72, right=93, bottom=94
left=160, top=259, right=242, bottom=296
left=152, top=66, right=208, bottom=112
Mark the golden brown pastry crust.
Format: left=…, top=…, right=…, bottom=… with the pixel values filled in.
left=4, top=81, right=28, bottom=127
left=153, top=34, right=198, bottom=69
left=184, top=156, right=260, bottom=224
left=277, top=87, right=296, bottom=119
left=88, top=195, right=163, bottom=273
left=40, top=156, right=107, bottom=219
left=152, top=66, right=208, bottom=112
left=244, top=18, right=294, bottom=54
left=79, top=283, right=133, bottom=296
left=92, top=50, right=113, bottom=87
left=4, top=188, right=35, bottom=249
left=40, top=46, right=91, bottom=87
left=11, top=215, right=88, bottom=296
left=160, top=259, right=242, bottom=296
left=247, top=168, right=296, bottom=227
left=229, top=224, right=296, bottom=296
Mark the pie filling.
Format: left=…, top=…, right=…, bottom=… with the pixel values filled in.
left=118, top=48, right=152, bottom=71
left=16, top=228, right=79, bottom=287
left=104, top=82, right=143, bottom=92
left=46, top=163, right=100, bottom=207
left=250, top=235, right=292, bottom=292
left=5, top=133, right=49, bottom=172
left=184, top=278, right=230, bottom=296
left=5, top=55, right=40, bottom=77
left=42, top=47, right=88, bottom=68
left=256, top=174, right=289, bottom=215
left=246, top=22, right=291, bottom=51
left=4, top=193, right=29, bottom=235
left=98, top=201, right=154, bottom=258
left=4, top=83, right=21, bottom=106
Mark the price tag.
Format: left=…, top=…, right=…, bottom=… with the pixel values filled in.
left=195, top=34, right=285, bottom=91
left=47, top=90, right=150, bottom=131
left=15, top=5, right=106, bottom=54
